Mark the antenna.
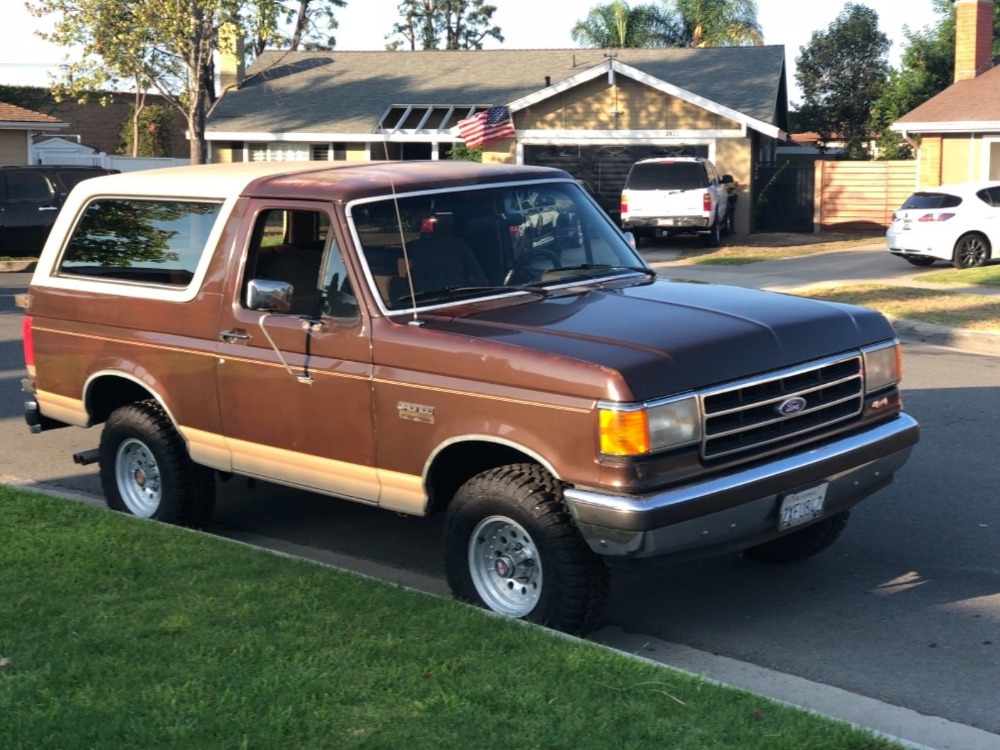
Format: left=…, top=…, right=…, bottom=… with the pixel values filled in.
left=376, top=119, right=421, bottom=326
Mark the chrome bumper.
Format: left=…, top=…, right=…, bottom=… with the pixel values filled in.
left=563, top=414, right=919, bottom=562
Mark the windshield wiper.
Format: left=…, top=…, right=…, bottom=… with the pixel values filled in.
left=553, top=264, right=658, bottom=280
left=397, top=284, right=550, bottom=305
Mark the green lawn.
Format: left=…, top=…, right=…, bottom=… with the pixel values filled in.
left=0, top=486, right=904, bottom=750
left=918, top=264, right=1000, bottom=287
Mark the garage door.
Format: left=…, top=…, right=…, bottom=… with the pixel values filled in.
left=524, top=144, right=708, bottom=223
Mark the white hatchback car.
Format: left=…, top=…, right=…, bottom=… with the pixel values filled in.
left=886, top=182, right=1000, bottom=269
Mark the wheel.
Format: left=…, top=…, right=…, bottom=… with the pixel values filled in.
left=953, top=233, right=990, bottom=269
left=701, top=216, right=722, bottom=247
left=503, top=249, right=561, bottom=285
left=904, top=256, right=935, bottom=267
left=741, top=511, right=850, bottom=564
left=99, top=399, right=216, bottom=528
left=444, top=463, right=609, bottom=635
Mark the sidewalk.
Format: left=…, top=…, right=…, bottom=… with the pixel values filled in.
left=641, top=244, right=1000, bottom=358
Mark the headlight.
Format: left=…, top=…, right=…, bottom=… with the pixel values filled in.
left=598, top=395, right=701, bottom=457
left=863, top=341, right=902, bottom=393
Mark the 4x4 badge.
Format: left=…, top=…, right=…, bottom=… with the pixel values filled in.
left=777, top=397, right=807, bottom=416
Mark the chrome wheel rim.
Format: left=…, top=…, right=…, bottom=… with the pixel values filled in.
left=115, top=438, right=162, bottom=517
left=468, top=515, right=542, bottom=617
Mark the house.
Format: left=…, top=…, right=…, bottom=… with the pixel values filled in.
left=0, top=102, right=67, bottom=165
left=892, top=0, right=1000, bottom=187
left=205, top=46, right=791, bottom=234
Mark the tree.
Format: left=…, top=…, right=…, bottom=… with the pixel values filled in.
left=27, top=0, right=326, bottom=164
left=871, top=0, right=1000, bottom=159
left=795, top=4, right=890, bottom=160
left=387, top=0, right=503, bottom=50
left=245, top=0, right=346, bottom=56
left=571, top=1, right=681, bottom=48
left=119, top=103, right=174, bottom=157
left=671, top=0, right=763, bottom=47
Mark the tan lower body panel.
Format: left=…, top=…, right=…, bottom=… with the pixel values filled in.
left=36, top=390, right=89, bottom=427
left=184, top=427, right=426, bottom=516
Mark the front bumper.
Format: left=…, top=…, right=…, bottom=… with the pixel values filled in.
left=563, top=414, right=919, bottom=564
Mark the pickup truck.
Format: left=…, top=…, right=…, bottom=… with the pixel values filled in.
left=19, top=160, right=919, bottom=634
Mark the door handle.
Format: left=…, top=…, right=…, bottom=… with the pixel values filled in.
left=219, top=329, right=250, bottom=342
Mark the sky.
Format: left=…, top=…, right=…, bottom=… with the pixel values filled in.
left=3, top=0, right=945, bottom=106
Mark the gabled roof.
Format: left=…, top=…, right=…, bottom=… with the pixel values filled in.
left=892, top=64, right=1000, bottom=133
left=206, top=47, right=787, bottom=140
left=0, top=102, right=66, bottom=129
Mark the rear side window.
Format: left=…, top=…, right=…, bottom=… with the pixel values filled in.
left=901, top=192, right=962, bottom=210
left=975, top=187, right=1000, bottom=207
left=56, top=169, right=109, bottom=192
left=6, top=171, right=55, bottom=202
left=57, top=199, right=222, bottom=287
left=625, top=162, right=706, bottom=190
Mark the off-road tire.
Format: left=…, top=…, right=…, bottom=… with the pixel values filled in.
left=444, top=463, right=609, bottom=635
left=99, top=399, right=216, bottom=528
left=741, top=511, right=850, bottom=564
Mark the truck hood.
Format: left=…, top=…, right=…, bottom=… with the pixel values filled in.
left=421, top=279, right=895, bottom=401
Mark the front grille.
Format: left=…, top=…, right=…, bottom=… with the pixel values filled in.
left=701, top=354, right=863, bottom=461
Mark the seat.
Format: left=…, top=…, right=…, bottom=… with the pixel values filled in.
left=255, top=245, right=323, bottom=315
left=405, top=233, right=488, bottom=295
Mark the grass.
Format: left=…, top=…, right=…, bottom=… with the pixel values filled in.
left=672, top=232, right=884, bottom=266
left=0, top=486, right=905, bottom=750
left=918, top=264, right=1000, bottom=287
left=795, top=284, right=1000, bottom=331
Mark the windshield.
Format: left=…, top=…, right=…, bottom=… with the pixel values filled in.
left=349, top=180, right=646, bottom=311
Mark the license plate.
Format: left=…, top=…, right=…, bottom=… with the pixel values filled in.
left=657, top=218, right=674, bottom=226
left=778, top=484, right=827, bottom=530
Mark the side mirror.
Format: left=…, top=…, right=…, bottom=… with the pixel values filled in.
left=247, top=278, right=293, bottom=313
left=622, top=230, right=637, bottom=251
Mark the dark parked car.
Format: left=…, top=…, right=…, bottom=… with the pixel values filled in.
left=0, top=165, right=117, bottom=255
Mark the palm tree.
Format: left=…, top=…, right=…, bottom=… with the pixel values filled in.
left=673, top=0, right=763, bottom=47
left=571, top=0, right=682, bottom=48
left=571, top=0, right=763, bottom=49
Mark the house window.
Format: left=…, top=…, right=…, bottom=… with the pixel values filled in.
left=248, top=142, right=310, bottom=162
left=987, top=139, right=1000, bottom=181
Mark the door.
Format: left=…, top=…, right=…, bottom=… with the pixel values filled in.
left=215, top=201, right=378, bottom=503
left=0, top=169, right=61, bottom=254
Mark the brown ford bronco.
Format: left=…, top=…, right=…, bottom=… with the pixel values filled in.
left=19, top=161, right=919, bottom=634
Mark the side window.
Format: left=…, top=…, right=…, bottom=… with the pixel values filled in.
left=7, top=171, right=55, bottom=202
left=976, top=187, right=1000, bottom=207
left=246, top=207, right=356, bottom=319
left=58, top=199, right=221, bottom=286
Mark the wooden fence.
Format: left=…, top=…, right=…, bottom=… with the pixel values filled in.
left=813, top=161, right=918, bottom=231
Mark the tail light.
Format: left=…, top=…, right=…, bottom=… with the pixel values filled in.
left=703, top=192, right=711, bottom=212
left=22, top=314, right=35, bottom=370
left=620, top=192, right=629, bottom=216
left=918, top=212, right=955, bottom=222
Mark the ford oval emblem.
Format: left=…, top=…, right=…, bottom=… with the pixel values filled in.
left=777, top=397, right=807, bottom=416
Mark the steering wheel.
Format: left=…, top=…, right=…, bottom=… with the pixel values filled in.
left=503, top=248, right=561, bottom=285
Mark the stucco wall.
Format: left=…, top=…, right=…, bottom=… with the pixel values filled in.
left=519, top=77, right=739, bottom=132
left=0, top=131, right=28, bottom=165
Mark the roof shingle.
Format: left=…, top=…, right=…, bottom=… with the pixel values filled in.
left=207, top=47, right=787, bottom=135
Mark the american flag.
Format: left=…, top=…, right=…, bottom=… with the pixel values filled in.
left=457, top=106, right=516, bottom=149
